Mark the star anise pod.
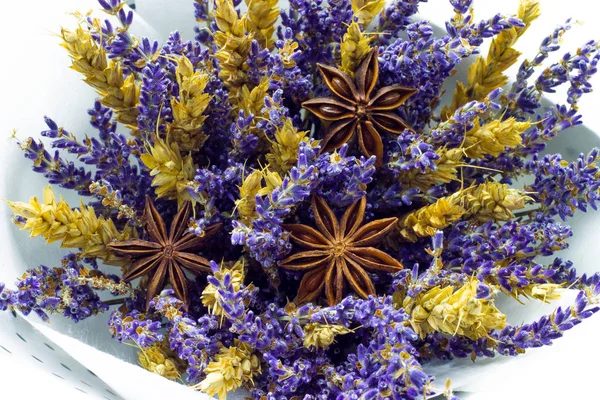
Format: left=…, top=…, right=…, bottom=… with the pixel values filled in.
left=280, top=196, right=403, bottom=306
left=302, top=48, right=417, bottom=166
left=108, top=197, right=222, bottom=309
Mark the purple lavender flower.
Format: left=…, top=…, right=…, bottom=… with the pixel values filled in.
left=386, top=131, right=440, bottom=175
left=108, top=308, right=163, bottom=347
left=151, top=290, right=223, bottom=383
left=279, top=0, right=352, bottom=70
left=526, top=149, right=600, bottom=220
left=378, top=0, right=426, bottom=44
left=315, top=144, right=376, bottom=207
left=1, top=254, right=119, bottom=323
left=233, top=143, right=319, bottom=276
left=137, top=64, right=172, bottom=136
left=16, top=129, right=93, bottom=195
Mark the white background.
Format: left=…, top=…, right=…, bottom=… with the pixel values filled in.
left=0, top=0, right=600, bottom=399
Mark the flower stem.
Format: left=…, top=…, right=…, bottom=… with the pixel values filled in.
left=103, top=298, right=127, bottom=306
left=513, top=208, right=540, bottom=218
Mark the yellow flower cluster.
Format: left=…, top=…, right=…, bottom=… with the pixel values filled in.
left=237, top=79, right=273, bottom=149
left=463, top=182, right=531, bottom=222
left=214, top=0, right=254, bottom=90
left=340, top=22, right=372, bottom=76
left=397, top=148, right=463, bottom=191
left=350, top=0, right=386, bottom=27
left=8, top=186, right=133, bottom=266
left=464, top=118, right=530, bottom=159
left=400, top=117, right=531, bottom=189
left=523, top=283, right=563, bottom=302
left=213, top=0, right=278, bottom=94
left=202, top=259, right=246, bottom=317
left=60, top=23, right=139, bottom=127
left=262, top=169, right=283, bottom=194
left=235, top=168, right=283, bottom=223
left=138, top=341, right=184, bottom=381
left=398, top=181, right=532, bottom=241
left=442, top=0, right=540, bottom=118
left=266, top=119, right=313, bottom=174
left=403, top=279, right=507, bottom=340
left=240, top=79, right=270, bottom=116
left=244, top=0, right=279, bottom=50
left=303, top=323, right=352, bottom=350
left=170, top=56, right=212, bottom=152
left=140, top=137, right=196, bottom=207
left=234, top=79, right=300, bottom=155
left=398, top=192, right=466, bottom=242
left=235, top=171, right=264, bottom=223
left=197, top=340, right=261, bottom=400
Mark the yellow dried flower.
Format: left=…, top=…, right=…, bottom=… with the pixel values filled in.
left=403, top=279, right=506, bottom=340
left=8, top=186, right=132, bottom=266
left=442, top=0, right=540, bottom=118
left=464, top=118, right=530, bottom=159
left=140, top=137, right=196, bottom=206
left=278, top=38, right=299, bottom=68
left=235, top=170, right=264, bottom=223
left=235, top=168, right=283, bottom=222
left=235, top=79, right=273, bottom=148
left=244, top=0, right=279, bottom=49
left=397, top=148, right=463, bottom=191
left=258, top=169, right=283, bottom=196
left=398, top=192, right=466, bottom=242
left=518, top=0, right=542, bottom=26
left=60, top=24, right=139, bottom=127
left=138, top=341, right=184, bottom=381
left=214, top=0, right=246, bottom=36
left=238, top=78, right=270, bottom=117
left=351, top=0, right=386, bottom=27
left=463, top=182, right=532, bottom=222
left=202, top=259, right=246, bottom=317
left=196, top=340, right=261, bottom=400
left=81, top=215, right=135, bottom=265
left=396, top=181, right=530, bottom=241
left=524, top=283, right=563, bottom=302
left=170, top=56, right=212, bottom=152
left=444, top=379, right=456, bottom=400
left=265, top=119, right=312, bottom=174
left=303, top=323, right=352, bottom=350
left=340, top=22, right=372, bottom=76
left=214, top=0, right=253, bottom=91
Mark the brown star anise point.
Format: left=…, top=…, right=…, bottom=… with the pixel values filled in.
left=108, top=196, right=222, bottom=310
left=302, top=48, right=418, bottom=166
left=279, top=195, right=403, bottom=306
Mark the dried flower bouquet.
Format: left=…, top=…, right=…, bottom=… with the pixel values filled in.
left=2, top=0, right=600, bottom=398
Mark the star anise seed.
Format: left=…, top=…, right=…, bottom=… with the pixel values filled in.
left=280, top=196, right=403, bottom=306
left=302, top=48, right=418, bottom=166
left=108, top=196, right=222, bottom=310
